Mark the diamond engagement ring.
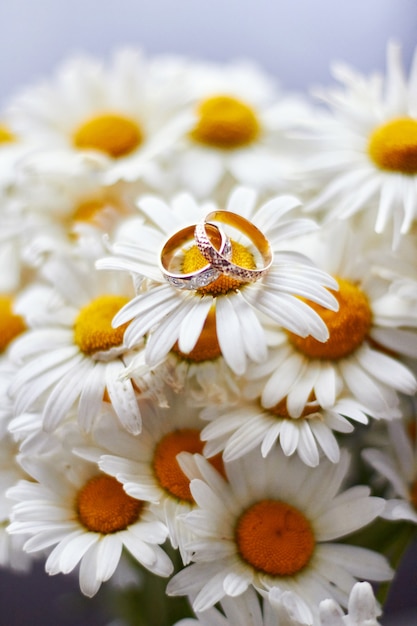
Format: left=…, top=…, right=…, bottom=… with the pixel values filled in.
left=194, top=210, right=273, bottom=282
left=159, top=223, right=232, bottom=289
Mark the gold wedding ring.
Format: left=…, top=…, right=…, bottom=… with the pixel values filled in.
left=159, top=223, right=232, bottom=289
left=194, top=210, right=273, bottom=282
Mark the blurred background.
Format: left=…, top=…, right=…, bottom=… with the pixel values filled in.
left=0, top=0, right=416, bottom=101
left=0, top=1, right=416, bottom=624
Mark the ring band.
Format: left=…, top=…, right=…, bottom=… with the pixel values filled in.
left=160, top=223, right=232, bottom=289
left=194, top=210, right=273, bottom=282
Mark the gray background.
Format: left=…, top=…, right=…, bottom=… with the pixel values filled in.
left=0, top=0, right=416, bottom=102
left=0, top=1, right=417, bottom=624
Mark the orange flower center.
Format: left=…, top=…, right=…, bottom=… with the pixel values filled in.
left=368, top=118, right=417, bottom=174
left=190, top=95, right=261, bottom=149
left=172, top=308, right=221, bottom=362
left=235, top=499, right=315, bottom=576
left=268, top=397, right=320, bottom=419
left=0, top=296, right=26, bottom=352
left=73, top=113, right=143, bottom=158
left=73, top=295, right=130, bottom=355
left=287, top=278, right=372, bottom=360
left=76, top=474, right=143, bottom=533
left=153, top=428, right=225, bottom=502
left=182, top=240, right=256, bottom=296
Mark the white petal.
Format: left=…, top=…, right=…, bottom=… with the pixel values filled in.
left=310, top=420, right=340, bottom=464
left=357, top=345, right=417, bottom=395
left=297, top=423, right=320, bottom=467
left=96, top=534, right=123, bottom=582
left=215, top=297, right=246, bottom=375
left=177, top=296, right=213, bottom=354
left=42, top=358, right=91, bottom=432
left=226, top=186, right=258, bottom=219
left=78, top=361, right=107, bottom=432
left=315, top=496, right=385, bottom=541
left=279, top=420, right=300, bottom=457
left=145, top=298, right=196, bottom=365
left=231, top=292, right=267, bottom=363
left=105, top=361, right=142, bottom=434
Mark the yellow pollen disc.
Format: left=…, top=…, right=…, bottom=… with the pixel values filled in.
left=235, top=499, right=315, bottom=576
left=0, top=125, right=15, bottom=144
left=73, top=295, right=130, bottom=355
left=368, top=118, right=417, bottom=174
left=182, top=240, right=256, bottom=296
left=172, top=308, right=221, bottom=362
left=153, top=429, right=225, bottom=502
left=0, top=296, right=26, bottom=352
left=268, top=397, right=320, bottom=419
left=73, top=113, right=143, bottom=158
left=288, top=278, right=372, bottom=360
left=76, top=474, right=143, bottom=533
left=190, top=95, right=260, bottom=149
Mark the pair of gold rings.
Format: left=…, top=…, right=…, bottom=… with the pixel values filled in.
left=159, top=210, right=273, bottom=290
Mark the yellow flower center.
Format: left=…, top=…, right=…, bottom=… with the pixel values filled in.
left=0, top=125, right=15, bottom=144
left=287, top=278, right=372, bottom=360
left=368, top=118, right=417, bottom=174
left=235, top=499, right=315, bottom=576
left=153, top=428, right=225, bottom=502
left=73, top=295, right=130, bottom=355
left=0, top=296, right=26, bottom=352
left=172, top=308, right=221, bottom=362
left=73, top=113, right=143, bottom=158
left=190, top=95, right=261, bottom=149
left=76, top=474, right=143, bottom=533
left=182, top=240, right=256, bottom=296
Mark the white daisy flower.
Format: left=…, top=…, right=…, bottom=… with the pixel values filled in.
left=363, top=416, right=417, bottom=525
left=97, top=186, right=338, bottom=376
left=304, top=42, right=417, bottom=246
left=249, top=222, right=417, bottom=415
left=0, top=165, right=142, bottom=294
left=163, top=57, right=312, bottom=197
left=94, top=391, right=226, bottom=564
left=7, top=444, right=173, bottom=597
left=319, top=581, right=382, bottom=626
left=8, top=252, right=143, bottom=434
left=167, top=449, right=392, bottom=619
left=8, top=48, right=192, bottom=185
left=16, top=159, right=141, bottom=241
left=200, top=392, right=372, bottom=468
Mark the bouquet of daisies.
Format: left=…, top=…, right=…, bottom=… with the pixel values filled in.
left=1, top=41, right=417, bottom=626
